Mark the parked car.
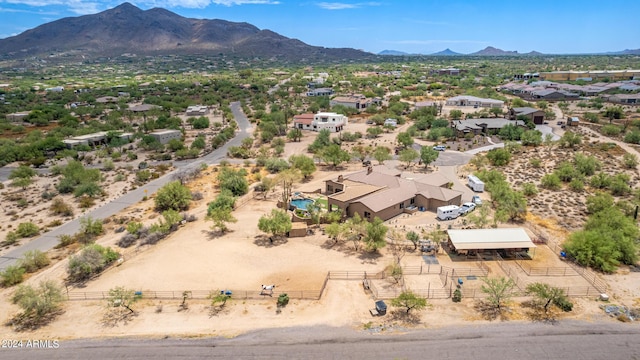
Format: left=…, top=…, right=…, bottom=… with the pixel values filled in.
left=557, top=121, right=564, bottom=125
left=471, top=195, right=482, bottom=205
left=433, top=145, right=446, bottom=151
left=459, top=202, right=476, bottom=214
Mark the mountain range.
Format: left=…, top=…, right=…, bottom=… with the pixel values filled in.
left=0, top=2, right=371, bottom=61
left=0, top=3, right=637, bottom=61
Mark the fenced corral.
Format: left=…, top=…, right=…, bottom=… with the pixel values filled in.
left=496, top=252, right=604, bottom=297
left=66, top=289, right=322, bottom=301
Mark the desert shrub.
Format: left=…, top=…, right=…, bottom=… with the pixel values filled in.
left=486, top=148, right=511, bottom=166
left=521, top=183, right=538, bottom=197
left=78, top=216, right=103, bottom=243
left=4, top=231, right=19, bottom=245
left=78, top=195, right=95, bottom=209
left=56, top=234, right=75, bottom=248
left=126, top=222, right=143, bottom=236
left=136, top=170, right=152, bottom=183
left=18, top=250, right=50, bottom=273
left=265, top=157, right=290, bottom=173
left=103, top=159, right=115, bottom=171
left=452, top=288, right=462, bottom=303
left=117, top=234, right=138, bottom=248
left=10, top=280, right=64, bottom=330
left=624, top=129, right=640, bottom=144
left=540, top=173, right=561, bottom=190
left=569, top=179, right=584, bottom=192
left=601, top=124, right=622, bottom=136
left=49, top=197, right=73, bottom=216
left=277, top=293, right=290, bottom=307
left=554, top=297, right=573, bottom=312
left=67, top=244, right=119, bottom=282
left=0, top=265, right=25, bottom=287
left=141, top=231, right=165, bottom=245
left=622, top=153, right=638, bottom=169
left=73, top=181, right=103, bottom=198
left=41, top=190, right=57, bottom=201
left=227, top=146, right=251, bottom=159
left=191, top=191, right=204, bottom=201
left=155, top=181, right=192, bottom=211
left=529, top=158, right=542, bottom=168
left=16, top=222, right=40, bottom=238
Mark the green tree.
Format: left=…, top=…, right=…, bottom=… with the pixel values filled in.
left=351, top=145, right=373, bottom=162
left=467, top=204, right=491, bottom=228
left=207, top=206, right=237, bottom=233
left=67, top=244, right=119, bottom=282
left=525, top=283, right=571, bottom=313
left=217, top=167, right=249, bottom=196
left=399, top=148, right=419, bottom=168
left=372, top=146, right=392, bottom=164
left=486, top=148, right=511, bottom=166
left=15, top=222, right=40, bottom=238
left=325, top=222, right=345, bottom=245
left=391, top=290, right=428, bottom=315
left=106, top=286, right=138, bottom=315
left=480, top=277, right=517, bottom=312
left=364, top=217, right=388, bottom=252
left=420, top=146, right=439, bottom=169
left=449, top=109, right=463, bottom=120
left=308, top=129, right=331, bottom=153
left=558, top=131, right=582, bottom=148
left=603, top=106, right=623, bottom=123
left=0, top=265, right=25, bottom=287
left=289, top=154, right=316, bottom=178
left=9, top=165, right=37, bottom=189
left=287, top=128, right=302, bottom=142
left=11, top=280, right=64, bottom=329
left=258, top=209, right=292, bottom=239
left=406, top=230, right=420, bottom=251
left=366, top=126, right=383, bottom=138
left=18, top=250, right=50, bottom=273
left=521, top=129, right=543, bottom=146
left=154, top=180, right=192, bottom=212
left=320, top=144, right=351, bottom=167
left=396, top=132, right=414, bottom=148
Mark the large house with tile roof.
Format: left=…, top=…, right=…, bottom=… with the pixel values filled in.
left=325, top=166, right=462, bottom=221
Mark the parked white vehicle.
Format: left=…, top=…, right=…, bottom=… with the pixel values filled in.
left=472, top=195, right=483, bottom=205
left=459, top=202, right=476, bottom=214
left=467, top=175, right=485, bottom=192
left=437, top=205, right=460, bottom=220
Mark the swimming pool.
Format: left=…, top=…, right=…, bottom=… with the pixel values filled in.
left=290, top=198, right=315, bottom=210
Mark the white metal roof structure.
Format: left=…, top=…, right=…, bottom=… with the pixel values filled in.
left=447, top=228, right=536, bottom=250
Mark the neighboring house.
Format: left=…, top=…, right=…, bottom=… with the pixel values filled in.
left=415, top=101, right=437, bottom=109
left=6, top=111, right=30, bottom=122
left=508, top=107, right=545, bottom=124
left=513, top=72, right=539, bottom=80
left=325, top=166, right=462, bottom=221
left=45, top=86, right=64, bottom=92
left=150, top=129, right=182, bottom=144
left=62, top=131, right=133, bottom=149
left=306, top=88, right=334, bottom=97
left=430, top=68, right=463, bottom=76
left=445, top=95, right=503, bottom=108
left=293, top=112, right=348, bottom=132
left=540, top=70, right=640, bottom=81
left=605, top=93, right=640, bottom=104
left=129, top=104, right=162, bottom=112
left=186, top=105, right=209, bottom=116
left=96, top=96, right=119, bottom=104
left=530, top=89, right=579, bottom=100
left=453, top=118, right=525, bottom=137
left=330, top=94, right=379, bottom=110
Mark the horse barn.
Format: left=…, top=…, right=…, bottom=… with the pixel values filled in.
left=446, top=228, right=536, bottom=258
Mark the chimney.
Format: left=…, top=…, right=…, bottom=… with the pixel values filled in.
left=367, top=166, right=373, bottom=175
left=337, top=175, right=344, bottom=183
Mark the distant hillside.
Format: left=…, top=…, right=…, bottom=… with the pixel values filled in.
left=378, top=50, right=409, bottom=56
left=469, top=46, right=519, bottom=56
left=430, top=48, right=462, bottom=56
left=0, top=2, right=372, bottom=61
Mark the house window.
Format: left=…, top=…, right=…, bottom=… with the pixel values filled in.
left=410, top=198, right=415, bottom=205
left=399, top=203, right=404, bottom=209
left=327, top=185, right=333, bottom=193
left=364, top=211, right=371, bottom=219
left=298, top=124, right=303, bottom=129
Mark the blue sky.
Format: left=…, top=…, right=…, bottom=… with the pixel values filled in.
left=0, top=0, right=638, bottom=54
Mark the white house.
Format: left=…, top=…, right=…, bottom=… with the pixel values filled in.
left=445, top=95, right=504, bottom=108
left=293, top=112, right=348, bottom=133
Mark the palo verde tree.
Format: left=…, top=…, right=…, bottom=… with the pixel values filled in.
left=258, top=209, right=292, bottom=240
left=479, top=277, right=517, bottom=319
left=154, top=180, right=192, bottom=212
left=525, top=282, right=572, bottom=314
left=10, top=280, right=64, bottom=330
left=364, top=217, right=388, bottom=252
left=420, top=146, right=440, bottom=170
left=104, top=286, right=139, bottom=325
left=391, top=290, right=428, bottom=315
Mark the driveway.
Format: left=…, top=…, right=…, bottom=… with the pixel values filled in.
left=0, top=102, right=252, bottom=271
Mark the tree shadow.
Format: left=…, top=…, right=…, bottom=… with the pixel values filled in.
left=101, top=308, right=138, bottom=328
left=388, top=309, right=422, bottom=325
left=473, top=300, right=509, bottom=321
left=253, top=234, right=288, bottom=247
left=202, top=228, right=233, bottom=240
left=358, top=250, right=383, bottom=265
left=520, top=300, right=559, bottom=324
left=6, top=309, right=65, bottom=332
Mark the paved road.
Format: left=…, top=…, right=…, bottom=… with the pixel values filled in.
left=3, top=321, right=639, bottom=359
left=0, top=102, right=252, bottom=270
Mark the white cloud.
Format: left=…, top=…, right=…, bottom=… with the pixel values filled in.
left=1, top=0, right=101, bottom=14
left=132, top=0, right=280, bottom=8
left=316, top=2, right=380, bottom=10
left=211, top=0, right=280, bottom=5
